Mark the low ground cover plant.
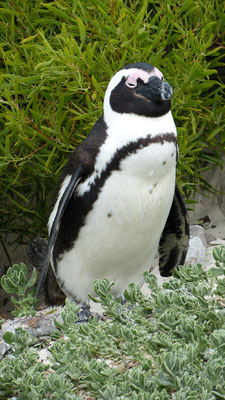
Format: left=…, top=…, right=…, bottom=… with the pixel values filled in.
left=0, top=246, right=224, bottom=399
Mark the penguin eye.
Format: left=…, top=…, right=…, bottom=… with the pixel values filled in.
left=125, top=81, right=137, bottom=89
left=161, top=76, right=164, bottom=81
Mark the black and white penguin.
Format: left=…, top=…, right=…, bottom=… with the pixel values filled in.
left=37, top=62, right=189, bottom=304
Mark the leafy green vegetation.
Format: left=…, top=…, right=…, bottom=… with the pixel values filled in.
left=0, top=246, right=225, bottom=399
left=1, top=262, right=37, bottom=317
left=0, top=1, right=224, bottom=251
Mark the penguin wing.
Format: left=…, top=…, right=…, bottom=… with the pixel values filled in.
left=158, top=185, right=189, bottom=276
left=36, top=166, right=83, bottom=298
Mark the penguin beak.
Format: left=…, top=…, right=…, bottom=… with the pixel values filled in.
left=136, top=76, right=173, bottom=103
left=161, top=81, right=173, bottom=101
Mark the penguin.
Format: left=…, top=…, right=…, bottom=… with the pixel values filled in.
left=37, top=62, right=189, bottom=304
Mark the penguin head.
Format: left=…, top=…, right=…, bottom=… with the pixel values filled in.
left=104, top=62, right=173, bottom=124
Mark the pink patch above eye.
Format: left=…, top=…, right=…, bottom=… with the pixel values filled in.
left=126, top=71, right=149, bottom=87
left=125, top=67, right=163, bottom=88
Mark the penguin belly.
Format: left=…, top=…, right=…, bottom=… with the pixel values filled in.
left=56, top=141, right=176, bottom=303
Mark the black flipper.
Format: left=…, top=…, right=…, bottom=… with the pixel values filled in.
left=36, top=166, right=83, bottom=298
left=158, top=185, right=189, bottom=276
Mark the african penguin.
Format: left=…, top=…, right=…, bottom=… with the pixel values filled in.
left=37, top=62, right=189, bottom=304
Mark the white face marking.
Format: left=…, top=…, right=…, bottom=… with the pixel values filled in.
left=154, top=67, right=164, bottom=80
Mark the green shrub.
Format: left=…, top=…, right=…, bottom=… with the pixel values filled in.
left=0, top=0, right=224, bottom=249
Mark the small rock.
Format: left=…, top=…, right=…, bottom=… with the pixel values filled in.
left=185, top=225, right=208, bottom=265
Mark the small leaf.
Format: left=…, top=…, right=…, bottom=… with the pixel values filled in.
left=76, top=16, right=86, bottom=45
left=3, top=331, right=14, bottom=344
left=26, top=267, right=37, bottom=289
left=208, top=267, right=224, bottom=277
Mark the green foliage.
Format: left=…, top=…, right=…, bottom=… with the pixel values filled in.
left=54, top=298, right=79, bottom=334
left=1, top=262, right=37, bottom=316
left=213, top=246, right=225, bottom=270
left=0, top=0, right=224, bottom=250
left=0, top=319, right=4, bottom=330
left=0, top=246, right=225, bottom=398
left=3, top=326, right=37, bottom=354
